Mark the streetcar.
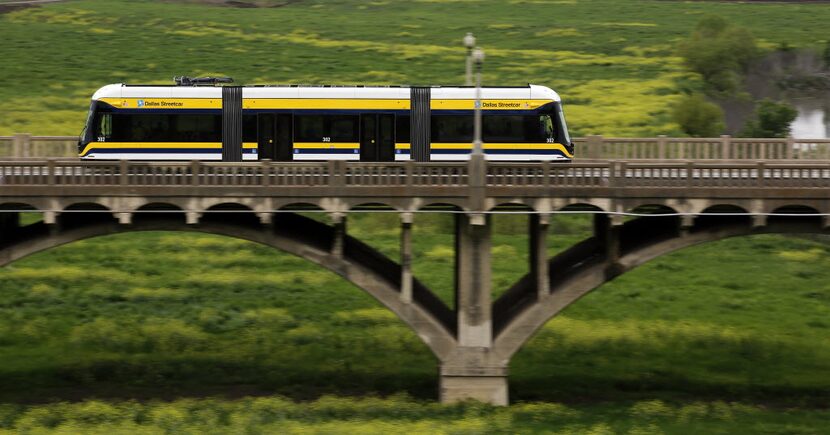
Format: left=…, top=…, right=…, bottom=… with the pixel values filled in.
left=78, top=77, right=574, bottom=161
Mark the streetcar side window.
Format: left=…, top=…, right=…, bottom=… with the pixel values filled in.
left=330, top=116, right=358, bottom=142
left=96, top=113, right=112, bottom=140
left=294, top=115, right=359, bottom=142
left=396, top=115, right=410, bottom=144
left=484, top=115, right=546, bottom=143
left=103, top=114, right=221, bottom=142
left=431, top=114, right=550, bottom=143
left=295, top=115, right=324, bottom=142
left=242, top=115, right=257, bottom=143
left=431, top=115, right=473, bottom=143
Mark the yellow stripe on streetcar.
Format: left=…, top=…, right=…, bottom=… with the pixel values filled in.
left=430, top=99, right=552, bottom=110
left=98, top=98, right=552, bottom=111
left=80, top=142, right=256, bottom=156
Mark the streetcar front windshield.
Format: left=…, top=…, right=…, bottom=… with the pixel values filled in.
left=556, top=105, right=572, bottom=145
left=542, top=103, right=572, bottom=146
left=79, top=102, right=96, bottom=142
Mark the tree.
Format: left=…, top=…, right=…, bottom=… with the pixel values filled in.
left=678, top=16, right=759, bottom=95
left=740, top=99, right=798, bottom=138
left=672, top=94, right=725, bottom=137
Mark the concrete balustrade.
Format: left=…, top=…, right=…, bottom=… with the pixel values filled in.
left=3, top=134, right=830, bottom=160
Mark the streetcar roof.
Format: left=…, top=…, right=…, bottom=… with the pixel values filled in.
left=91, top=84, right=561, bottom=102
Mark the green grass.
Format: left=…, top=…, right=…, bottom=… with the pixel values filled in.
left=1, top=0, right=830, bottom=136
left=1, top=395, right=829, bottom=434
left=0, top=216, right=829, bottom=432
left=0, top=215, right=828, bottom=408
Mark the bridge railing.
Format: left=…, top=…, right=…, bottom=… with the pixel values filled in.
left=577, top=135, right=830, bottom=160
left=0, top=135, right=78, bottom=158
left=3, top=134, right=830, bottom=161
left=1, top=160, right=829, bottom=189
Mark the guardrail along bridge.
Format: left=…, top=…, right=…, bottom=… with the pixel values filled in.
left=1, top=153, right=830, bottom=405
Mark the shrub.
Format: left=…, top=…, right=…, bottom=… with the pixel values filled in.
left=740, top=99, right=798, bottom=138
left=69, top=318, right=144, bottom=352
left=678, top=15, right=758, bottom=94
left=672, top=94, right=725, bottom=137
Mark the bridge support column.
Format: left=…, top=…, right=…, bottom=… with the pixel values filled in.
left=400, top=212, right=413, bottom=303
left=455, top=213, right=491, bottom=346
left=595, top=214, right=623, bottom=276
left=117, top=212, right=132, bottom=225
left=441, top=213, right=507, bottom=405
left=43, top=211, right=57, bottom=225
left=530, top=214, right=550, bottom=299
left=330, top=212, right=346, bottom=259
left=680, top=215, right=695, bottom=235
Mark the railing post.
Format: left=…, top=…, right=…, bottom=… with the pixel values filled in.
left=657, top=135, right=666, bottom=160
left=12, top=134, right=31, bottom=158
left=617, top=161, right=627, bottom=188
left=686, top=161, right=694, bottom=188
left=541, top=161, right=551, bottom=188
left=405, top=160, right=414, bottom=187
left=261, top=159, right=272, bottom=186
left=120, top=160, right=128, bottom=186
left=190, top=160, right=200, bottom=186
left=328, top=160, right=346, bottom=187
left=586, top=135, right=602, bottom=160
left=786, top=135, right=794, bottom=160
left=47, top=159, right=56, bottom=186
left=721, top=135, right=731, bottom=160
left=757, top=161, right=765, bottom=188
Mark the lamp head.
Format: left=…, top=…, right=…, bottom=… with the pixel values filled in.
left=472, top=47, right=485, bottom=65
left=463, top=33, right=476, bottom=49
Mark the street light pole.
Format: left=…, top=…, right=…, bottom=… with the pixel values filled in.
left=472, top=47, right=485, bottom=156
left=463, top=33, right=476, bottom=86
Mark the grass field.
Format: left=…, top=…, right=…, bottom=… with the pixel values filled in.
left=0, top=214, right=829, bottom=432
left=2, top=0, right=830, bottom=432
left=1, top=0, right=830, bottom=137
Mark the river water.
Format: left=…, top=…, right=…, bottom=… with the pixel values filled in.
left=790, top=98, right=829, bottom=139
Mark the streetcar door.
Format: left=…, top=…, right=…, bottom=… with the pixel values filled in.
left=378, top=114, right=395, bottom=162
left=257, top=114, right=276, bottom=160
left=275, top=114, right=293, bottom=161
left=360, top=114, right=395, bottom=162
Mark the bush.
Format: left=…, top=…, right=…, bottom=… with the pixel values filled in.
left=678, top=16, right=758, bottom=94
left=740, top=99, right=798, bottom=138
left=672, top=94, right=725, bottom=137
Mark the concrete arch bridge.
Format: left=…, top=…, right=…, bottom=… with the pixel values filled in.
left=0, top=158, right=828, bottom=405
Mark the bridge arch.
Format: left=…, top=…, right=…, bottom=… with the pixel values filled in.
left=0, top=214, right=457, bottom=361
left=493, top=214, right=830, bottom=360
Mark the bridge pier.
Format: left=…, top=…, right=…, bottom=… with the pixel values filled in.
left=439, top=213, right=508, bottom=405
left=595, top=214, right=623, bottom=276
left=529, top=214, right=550, bottom=299
left=330, top=212, right=347, bottom=258
left=400, top=212, right=414, bottom=304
